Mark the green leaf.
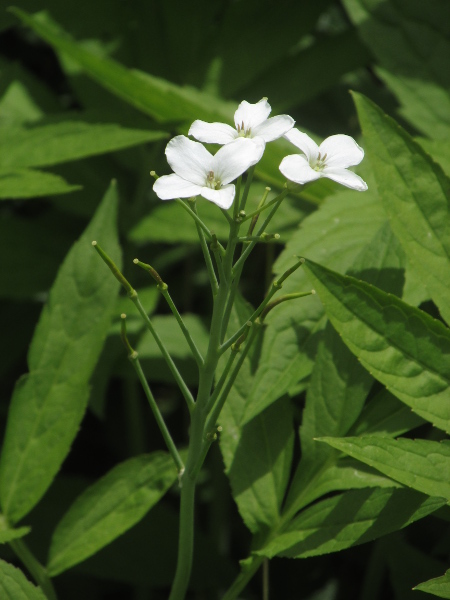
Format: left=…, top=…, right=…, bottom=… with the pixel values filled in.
left=303, top=259, right=450, bottom=434
left=353, top=92, right=450, bottom=324
left=0, top=515, right=30, bottom=544
left=318, top=436, right=450, bottom=500
left=343, top=0, right=450, bottom=139
left=415, top=569, right=450, bottom=599
left=0, top=168, right=81, bottom=199
left=0, top=182, right=121, bottom=523
left=47, top=452, right=177, bottom=575
left=0, top=559, right=46, bottom=599
left=0, top=122, right=168, bottom=169
left=257, top=487, right=445, bottom=559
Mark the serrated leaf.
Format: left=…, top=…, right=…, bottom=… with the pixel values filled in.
left=303, top=259, right=450, bottom=433
left=353, top=93, right=450, bottom=324
left=0, top=168, right=81, bottom=199
left=0, top=122, right=167, bottom=169
left=415, top=569, right=450, bottom=599
left=0, top=182, right=121, bottom=523
left=47, top=452, right=177, bottom=575
left=343, top=0, right=450, bottom=139
left=257, top=487, right=445, bottom=559
left=0, top=559, right=46, bottom=599
left=318, top=436, right=450, bottom=500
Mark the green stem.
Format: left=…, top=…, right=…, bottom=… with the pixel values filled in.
left=239, top=166, right=255, bottom=213
left=221, top=555, right=264, bottom=600
left=192, top=202, right=219, bottom=297
left=175, top=198, right=212, bottom=240
left=9, top=539, right=57, bottom=600
left=129, top=354, right=184, bottom=474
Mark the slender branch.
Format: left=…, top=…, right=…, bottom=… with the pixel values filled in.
left=133, top=259, right=204, bottom=367
left=175, top=198, right=213, bottom=240
left=239, top=166, right=255, bottom=213
left=92, top=242, right=195, bottom=411
left=121, top=316, right=184, bottom=474
left=9, top=538, right=57, bottom=600
left=191, top=201, right=219, bottom=297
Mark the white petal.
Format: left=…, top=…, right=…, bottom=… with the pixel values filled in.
left=153, top=174, right=202, bottom=200
left=319, top=135, right=364, bottom=168
left=189, top=120, right=237, bottom=144
left=165, top=135, right=212, bottom=186
left=322, top=167, right=368, bottom=191
left=200, top=184, right=235, bottom=209
left=279, top=154, right=321, bottom=184
left=252, top=114, right=295, bottom=142
left=234, top=98, right=271, bottom=130
left=213, top=138, right=265, bottom=185
left=284, top=129, right=319, bottom=163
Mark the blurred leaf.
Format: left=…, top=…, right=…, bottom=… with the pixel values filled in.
left=217, top=0, right=330, bottom=96
left=0, top=212, right=77, bottom=300
left=0, top=168, right=81, bottom=199
left=343, top=0, right=450, bottom=139
left=0, top=122, right=168, bottom=169
left=303, top=260, right=450, bottom=434
left=415, top=569, right=450, bottom=598
left=354, top=93, right=450, bottom=325
left=257, top=488, right=445, bottom=559
left=0, top=182, right=121, bottom=523
left=47, top=452, right=177, bottom=575
left=319, top=437, right=450, bottom=500
left=0, top=559, right=46, bottom=599
left=246, top=30, right=371, bottom=112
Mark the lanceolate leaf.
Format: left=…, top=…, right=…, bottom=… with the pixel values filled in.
left=0, top=122, right=168, bottom=169
left=303, top=259, right=450, bottom=434
left=353, top=93, right=450, bottom=325
left=0, top=559, right=46, bottom=599
left=318, top=436, right=450, bottom=500
left=0, top=168, right=81, bottom=199
left=257, top=488, right=445, bottom=559
left=0, top=182, right=121, bottom=523
left=47, top=453, right=177, bottom=575
left=415, top=569, right=450, bottom=599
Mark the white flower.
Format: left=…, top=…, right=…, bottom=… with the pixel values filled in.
left=280, top=129, right=368, bottom=191
left=153, top=135, right=264, bottom=209
left=189, top=98, right=294, bottom=146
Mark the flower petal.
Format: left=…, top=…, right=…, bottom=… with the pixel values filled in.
left=165, top=135, right=212, bottom=185
left=234, top=98, right=271, bottom=130
left=153, top=174, right=202, bottom=200
left=322, top=167, right=368, bottom=191
left=253, top=114, right=295, bottom=142
left=279, top=154, right=320, bottom=184
left=213, top=137, right=265, bottom=185
left=200, top=184, right=235, bottom=209
left=284, top=129, right=319, bottom=163
left=189, top=120, right=237, bottom=144
left=319, top=135, right=364, bottom=168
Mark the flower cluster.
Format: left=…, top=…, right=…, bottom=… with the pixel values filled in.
left=153, top=98, right=367, bottom=208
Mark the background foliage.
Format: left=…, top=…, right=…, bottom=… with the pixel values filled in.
left=0, top=0, right=449, bottom=599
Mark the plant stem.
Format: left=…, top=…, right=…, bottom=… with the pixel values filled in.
left=9, top=538, right=58, bottom=600
left=129, top=354, right=185, bottom=474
